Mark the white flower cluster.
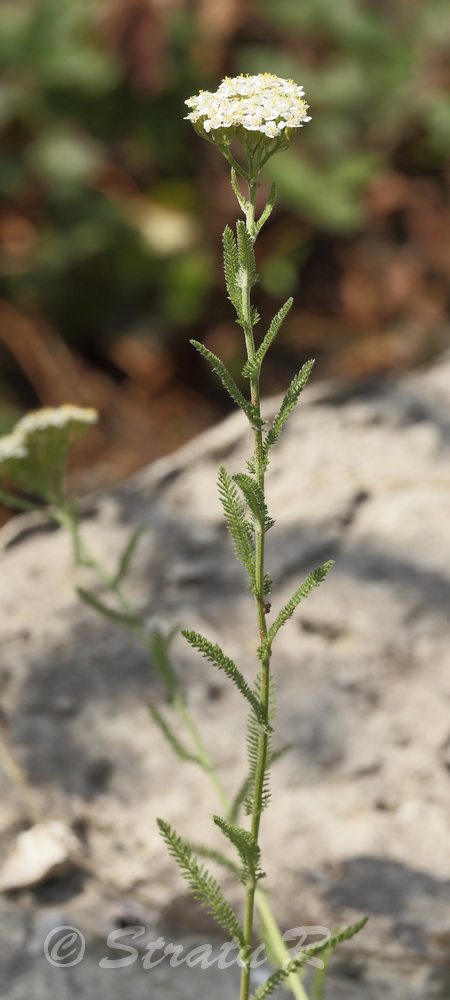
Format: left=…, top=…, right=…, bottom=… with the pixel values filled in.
left=16, top=405, right=98, bottom=435
left=0, top=431, right=28, bottom=463
left=185, top=73, right=311, bottom=139
left=0, top=406, right=98, bottom=472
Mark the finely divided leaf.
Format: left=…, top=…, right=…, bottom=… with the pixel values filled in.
left=0, top=489, right=45, bottom=513
left=191, top=340, right=262, bottom=427
left=243, top=298, right=293, bottom=378
left=218, top=466, right=256, bottom=592
left=77, top=587, right=140, bottom=628
left=181, top=629, right=270, bottom=731
left=245, top=670, right=276, bottom=816
left=236, top=219, right=257, bottom=285
left=264, top=359, right=315, bottom=457
left=147, top=627, right=179, bottom=703
left=148, top=703, right=202, bottom=766
left=112, top=525, right=146, bottom=588
left=223, top=226, right=243, bottom=320
left=249, top=918, right=368, bottom=1000
left=183, top=840, right=240, bottom=878
left=213, top=816, right=265, bottom=883
left=254, top=181, right=277, bottom=235
left=264, top=562, right=333, bottom=650
left=157, top=819, right=244, bottom=946
left=233, top=473, right=274, bottom=532
left=230, top=168, right=247, bottom=212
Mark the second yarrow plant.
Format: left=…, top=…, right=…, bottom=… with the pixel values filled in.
left=0, top=74, right=366, bottom=1000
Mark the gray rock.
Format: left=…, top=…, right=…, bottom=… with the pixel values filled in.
left=1, top=358, right=450, bottom=998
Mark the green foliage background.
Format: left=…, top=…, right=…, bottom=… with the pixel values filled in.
left=0, top=0, right=449, bottom=452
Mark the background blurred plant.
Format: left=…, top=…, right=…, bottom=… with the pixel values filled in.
left=0, top=0, right=449, bottom=515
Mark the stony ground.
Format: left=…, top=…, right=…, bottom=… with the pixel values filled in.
left=1, top=358, right=450, bottom=998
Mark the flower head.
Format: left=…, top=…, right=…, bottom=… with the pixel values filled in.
left=0, top=431, right=28, bottom=464
left=16, top=404, right=98, bottom=434
left=184, top=73, right=311, bottom=154
left=0, top=405, right=98, bottom=501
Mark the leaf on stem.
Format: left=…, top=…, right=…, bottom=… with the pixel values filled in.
left=77, top=587, right=140, bottom=627
left=147, top=627, right=180, bottom=704
left=255, top=181, right=277, bottom=236
left=245, top=670, right=276, bottom=816
left=148, top=703, right=202, bottom=765
left=157, top=819, right=245, bottom=946
left=213, top=815, right=265, bottom=884
left=223, top=226, right=244, bottom=322
left=182, top=840, right=240, bottom=879
left=243, top=298, right=294, bottom=377
left=218, top=466, right=256, bottom=592
left=263, top=359, right=315, bottom=459
left=233, top=473, right=275, bottom=532
left=112, top=525, right=146, bottom=588
left=230, top=168, right=248, bottom=212
left=270, top=743, right=294, bottom=765
left=181, top=629, right=270, bottom=731
left=249, top=918, right=368, bottom=1000
left=0, top=488, right=46, bottom=514
left=261, top=562, right=334, bottom=655
left=191, top=340, right=262, bottom=427
left=236, top=219, right=258, bottom=286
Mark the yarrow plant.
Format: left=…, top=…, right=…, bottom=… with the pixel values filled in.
left=0, top=74, right=366, bottom=1000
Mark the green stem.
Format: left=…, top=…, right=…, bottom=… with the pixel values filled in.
left=236, top=173, right=310, bottom=1000
left=239, top=175, right=274, bottom=1000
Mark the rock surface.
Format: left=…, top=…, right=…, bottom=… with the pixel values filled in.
left=1, top=358, right=450, bottom=998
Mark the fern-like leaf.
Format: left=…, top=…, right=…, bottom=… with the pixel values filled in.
left=242, top=298, right=293, bottom=378
left=230, top=167, right=247, bottom=213
left=236, top=219, right=257, bottom=285
left=270, top=743, right=294, bottom=765
left=184, top=840, right=240, bottom=879
left=249, top=918, right=368, bottom=1000
left=0, top=489, right=45, bottom=513
left=214, top=816, right=265, bottom=884
left=218, top=466, right=256, bottom=592
left=233, top=473, right=275, bottom=532
left=112, top=525, right=146, bottom=588
left=157, top=819, right=244, bottom=946
left=77, top=587, right=140, bottom=627
left=254, top=181, right=277, bottom=236
left=223, top=226, right=243, bottom=320
left=148, top=703, right=202, bottom=765
left=191, top=340, right=262, bottom=427
left=263, top=359, right=315, bottom=458
left=147, top=626, right=179, bottom=704
left=181, top=629, right=270, bottom=731
left=262, top=562, right=333, bottom=653
left=245, top=670, right=276, bottom=815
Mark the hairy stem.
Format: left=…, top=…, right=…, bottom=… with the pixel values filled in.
left=239, top=177, right=273, bottom=1000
